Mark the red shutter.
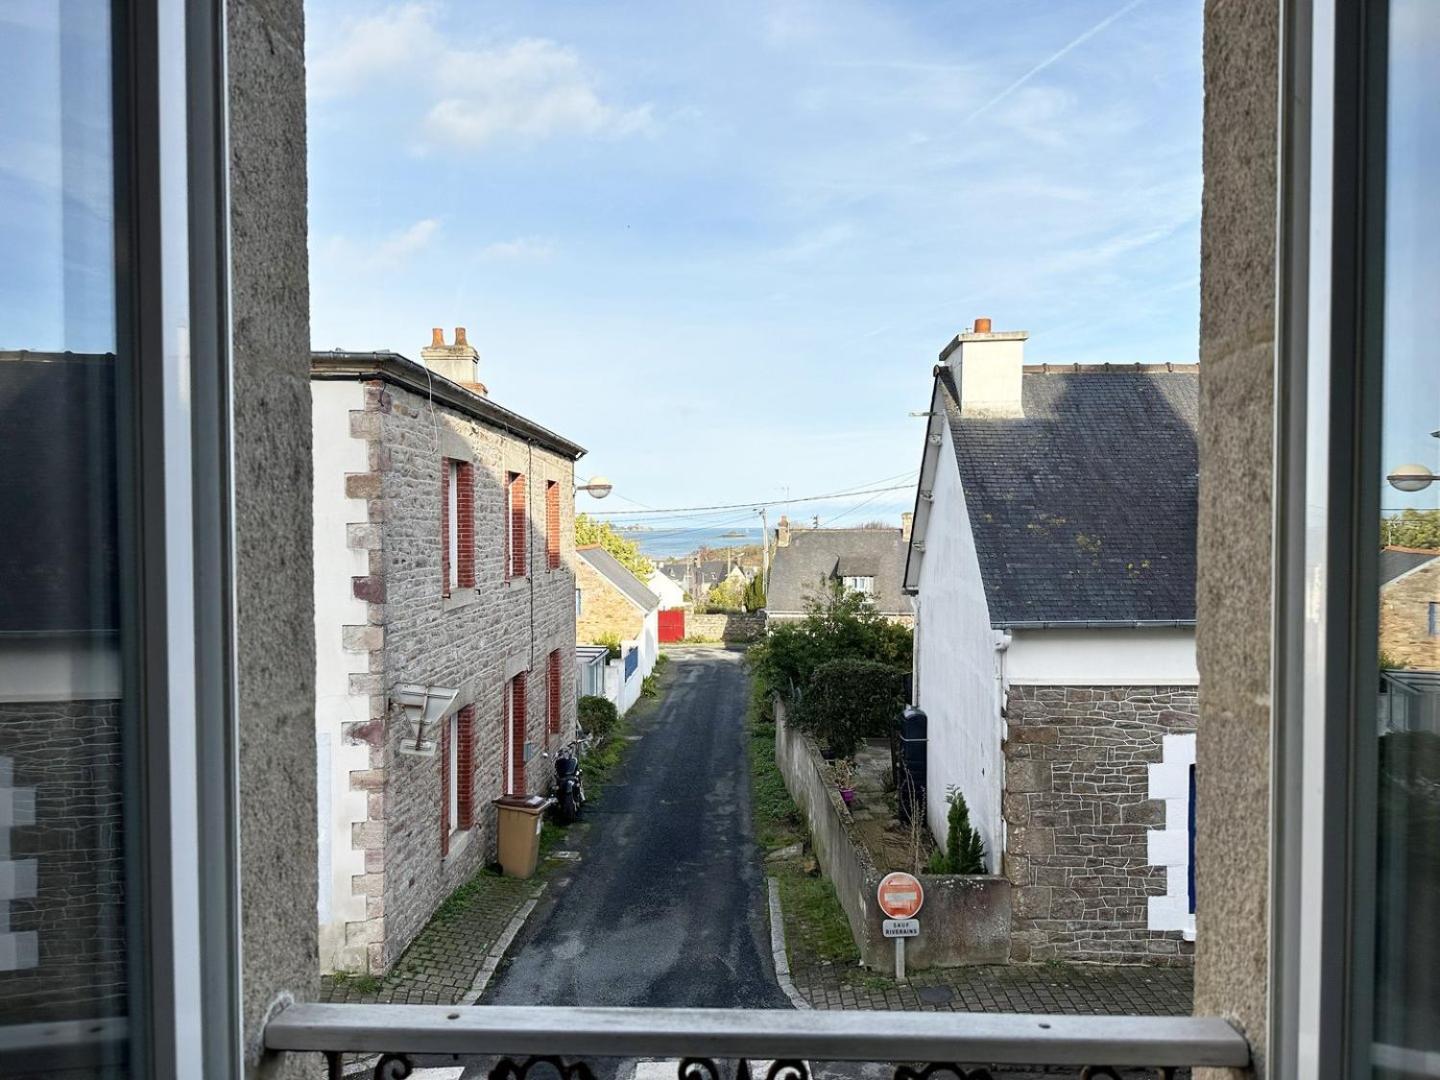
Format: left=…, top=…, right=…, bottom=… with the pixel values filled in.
left=510, top=674, right=527, bottom=794
left=546, top=481, right=560, bottom=570
left=456, top=462, right=475, bottom=588
left=548, top=651, right=562, bottom=735
left=440, top=459, right=451, bottom=597
left=509, top=473, right=527, bottom=578
left=439, top=715, right=451, bottom=857
left=456, top=705, right=475, bottom=830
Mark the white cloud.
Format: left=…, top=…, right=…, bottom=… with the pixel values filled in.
left=317, top=217, right=439, bottom=270
left=476, top=237, right=556, bottom=261
left=308, top=5, right=652, bottom=149
left=376, top=218, right=439, bottom=261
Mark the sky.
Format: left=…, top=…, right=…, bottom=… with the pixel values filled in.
left=303, top=0, right=1207, bottom=527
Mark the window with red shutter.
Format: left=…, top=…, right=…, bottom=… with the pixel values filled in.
left=456, top=461, right=475, bottom=589
left=545, top=480, right=560, bottom=570
left=456, top=705, right=475, bottom=830
left=507, top=472, right=528, bottom=578
left=440, top=459, right=452, bottom=596
left=507, top=672, right=528, bottom=794
left=439, top=714, right=451, bottom=856
left=548, top=650, right=562, bottom=735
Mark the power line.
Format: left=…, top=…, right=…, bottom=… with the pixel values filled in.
left=594, top=478, right=917, bottom=518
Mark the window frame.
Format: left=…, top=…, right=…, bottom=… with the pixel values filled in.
left=506, top=470, right=528, bottom=579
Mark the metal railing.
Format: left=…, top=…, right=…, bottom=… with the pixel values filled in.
left=264, top=1004, right=1251, bottom=1079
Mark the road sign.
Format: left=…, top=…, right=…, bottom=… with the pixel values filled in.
left=883, top=918, right=919, bottom=938
left=876, top=871, right=924, bottom=919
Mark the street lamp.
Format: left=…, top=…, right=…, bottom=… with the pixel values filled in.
left=576, top=475, right=613, bottom=499
left=1386, top=430, right=1439, bottom=493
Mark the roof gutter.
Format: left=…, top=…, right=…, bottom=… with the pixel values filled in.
left=311, top=350, right=587, bottom=460
left=902, top=371, right=946, bottom=594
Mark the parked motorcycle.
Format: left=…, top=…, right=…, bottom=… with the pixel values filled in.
left=552, top=739, right=586, bottom=823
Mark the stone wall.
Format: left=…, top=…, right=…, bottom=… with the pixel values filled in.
left=686, top=612, right=765, bottom=642
left=774, top=699, right=1011, bottom=970
left=321, top=377, right=579, bottom=972
left=576, top=558, right=644, bottom=644
left=1003, top=685, right=1198, bottom=966
left=0, top=701, right=125, bottom=1025
left=1381, top=558, right=1440, bottom=668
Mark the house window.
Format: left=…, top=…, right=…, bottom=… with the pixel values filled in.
left=505, top=673, right=528, bottom=795
left=576, top=588, right=583, bottom=617
left=442, top=459, right=474, bottom=594
left=548, top=650, right=562, bottom=736
left=506, top=471, right=527, bottom=578
left=446, top=712, right=459, bottom=834
left=1429, top=601, right=1438, bottom=637
left=546, top=479, right=561, bottom=570
left=842, top=575, right=875, bottom=595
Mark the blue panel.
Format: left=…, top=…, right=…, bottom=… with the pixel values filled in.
left=1188, top=763, right=1197, bottom=914
left=624, top=646, right=638, bottom=679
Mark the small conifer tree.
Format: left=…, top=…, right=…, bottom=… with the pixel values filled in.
left=944, top=788, right=986, bottom=874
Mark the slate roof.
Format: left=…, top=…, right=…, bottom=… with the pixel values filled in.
left=577, top=546, right=660, bottom=611
left=767, top=528, right=911, bottom=616
left=937, top=366, right=1199, bottom=626
left=1381, top=546, right=1439, bottom=585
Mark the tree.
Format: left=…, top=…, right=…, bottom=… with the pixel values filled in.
left=576, top=513, right=654, bottom=578
left=1383, top=508, right=1440, bottom=550
left=705, top=578, right=745, bottom=612
left=743, top=572, right=766, bottom=612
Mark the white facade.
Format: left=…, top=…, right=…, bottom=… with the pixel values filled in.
left=310, top=381, right=372, bottom=973
left=647, top=570, right=686, bottom=610
left=913, top=420, right=1005, bottom=869
left=1005, top=628, right=1198, bottom=685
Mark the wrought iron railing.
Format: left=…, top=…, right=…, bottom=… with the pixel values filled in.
left=263, top=1004, right=1250, bottom=1080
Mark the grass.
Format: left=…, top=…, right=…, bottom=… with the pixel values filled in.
left=746, top=695, right=860, bottom=970
left=326, top=970, right=382, bottom=994
left=430, top=864, right=506, bottom=925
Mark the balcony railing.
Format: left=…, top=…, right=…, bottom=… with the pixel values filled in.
left=264, top=1004, right=1250, bottom=1079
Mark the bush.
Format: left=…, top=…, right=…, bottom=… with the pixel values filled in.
left=593, top=632, right=622, bottom=661
left=577, top=695, right=619, bottom=741
left=796, top=658, right=906, bottom=758
left=641, top=674, right=659, bottom=698
left=928, top=788, right=986, bottom=874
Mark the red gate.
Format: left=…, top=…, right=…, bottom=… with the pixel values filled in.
left=658, top=608, right=685, bottom=643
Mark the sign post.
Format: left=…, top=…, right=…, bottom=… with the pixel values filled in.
left=876, top=872, right=924, bottom=983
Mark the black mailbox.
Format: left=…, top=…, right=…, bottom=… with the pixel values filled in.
left=893, top=705, right=928, bottom=826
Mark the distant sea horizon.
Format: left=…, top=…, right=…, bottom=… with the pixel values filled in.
left=618, top=525, right=764, bottom=561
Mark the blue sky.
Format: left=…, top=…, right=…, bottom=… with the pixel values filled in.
left=304, top=0, right=1206, bottom=525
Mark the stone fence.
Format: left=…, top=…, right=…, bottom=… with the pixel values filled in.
left=684, top=612, right=765, bottom=643
left=772, top=698, right=1011, bottom=970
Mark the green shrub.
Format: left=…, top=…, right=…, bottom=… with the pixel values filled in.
left=796, top=658, right=906, bottom=758
left=641, top=674, right=659, bottom=698
left=593, top=632, right=622, bottom=661
left=577, top=695, right=619, bottom=740
left=928, top=788, right=986, bottom=874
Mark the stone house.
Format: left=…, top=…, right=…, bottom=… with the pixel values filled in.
left=766, top=517, right=913, bottom=623
left=903, top=321, right=1200, bottom=965
left=311, top=328, right=584, bottom=976
left=576, top=546, right=660, bottom=714
left=1379, top=547, right=1440, bottom=669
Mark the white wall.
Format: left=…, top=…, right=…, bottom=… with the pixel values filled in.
left=647, top=571, right=686, bottom=609
left=914, top=421, right=1004, bottom=869
left=311, top=381, right=373, bottom=973
left=1005, top=628, right=1198, bottom=685
left=1147, top=733, right=1197, bottom=940
left=0, top=637, right=119, bottom=702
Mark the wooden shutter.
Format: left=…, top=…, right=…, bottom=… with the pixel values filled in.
left=439, top=714, right=451, bottom=856
left=548, top=651, right=562, bottom=735
left=456, top=462, right=475, bottom=588
left=510, top=674, right=527, bottom=794
left=440, top=459, right=451, bottom=597
left=508, top=473, right=527, bottom=578
left=457, top=705, right=475, bottom=829
left=546, top=480, right=560, bottom=570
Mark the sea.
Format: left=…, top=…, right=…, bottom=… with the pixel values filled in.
left=618, top=526, right=764, bottom=561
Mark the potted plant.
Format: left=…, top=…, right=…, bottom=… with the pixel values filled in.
left=832, top=760, right=857, bottom=806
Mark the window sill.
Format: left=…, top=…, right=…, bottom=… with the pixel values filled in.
left=444, top=827, right=472, bottom=864
left=443, top=588, right=480, bottom=612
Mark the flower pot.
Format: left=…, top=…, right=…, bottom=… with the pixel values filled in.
left=840, top=788, right=856, bottom=805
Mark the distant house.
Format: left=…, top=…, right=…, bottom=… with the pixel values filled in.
left=654, top=556, right=750, bottom=606
left=647, top=568, right=687, bottom=610
left=766, top=517, right=913, bottom=623
left=1378, top=547, right=1440, bottom=734
left=576, top=546, right=660, bottom=715
left=904, top=319, right=1199, bottom=966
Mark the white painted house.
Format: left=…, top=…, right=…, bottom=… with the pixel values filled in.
left=904, top=318, right=1200, bottom=966
left=647, top=568, right=688, bottom=610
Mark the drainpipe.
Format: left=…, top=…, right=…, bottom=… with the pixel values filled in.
left=993, top=631, right=1011, bottom=874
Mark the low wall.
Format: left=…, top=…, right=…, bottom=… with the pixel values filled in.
left=773, top=698, right=1010, bottom=970
left=686, top=612, right=764, bottom=642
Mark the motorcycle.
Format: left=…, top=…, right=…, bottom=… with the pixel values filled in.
left=552, top=737, right=587, bottom=823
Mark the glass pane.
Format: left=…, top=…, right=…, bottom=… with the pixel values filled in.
left=1373, top=0, right=1440, bottom=1072
left=0, top=1, right=131, bottom=1075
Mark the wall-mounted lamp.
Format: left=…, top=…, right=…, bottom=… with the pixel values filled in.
left=576, top=475, right=613, bottom=499
left=1386, top=429, right=1439, bottom=493
left=395, top=683, right=459, bottom=755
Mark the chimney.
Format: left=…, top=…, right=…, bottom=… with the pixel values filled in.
left=420, top=326, right=487, bottom=396
left=777, top=515, right=791, bottom=548
left=900, top=512, right=913, bottom=542
left=940, top=316, right=1027, bottom=418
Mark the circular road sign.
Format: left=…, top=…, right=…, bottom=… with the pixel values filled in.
left=876, top=871, right=924, bottom=919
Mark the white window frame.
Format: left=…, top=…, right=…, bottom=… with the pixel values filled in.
left=504, top=679, right=516, bottom=795
left=447, top=712, right=460, bottom=833
left=843, top=575, right=875, bottom=595
left=447, top=459, right=461, bottom=592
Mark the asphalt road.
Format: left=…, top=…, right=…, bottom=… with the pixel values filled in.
left=481, top=646, right=792, bottom=1010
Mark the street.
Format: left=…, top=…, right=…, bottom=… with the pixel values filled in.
left=483, top=646, right=791, bottom=1010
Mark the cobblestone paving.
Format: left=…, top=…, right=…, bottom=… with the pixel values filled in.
left=321, top=868, right=540, bottom=1006
left=791, top=957, right=1193, bottom=1016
